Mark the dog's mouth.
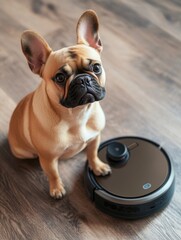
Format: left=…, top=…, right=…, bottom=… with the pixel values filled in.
left=60, top=74, right=105, bottom=108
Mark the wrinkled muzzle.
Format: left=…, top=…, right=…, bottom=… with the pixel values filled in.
left=61, top=73, right=105, bottom=108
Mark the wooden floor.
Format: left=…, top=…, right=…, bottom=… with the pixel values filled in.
left=1, top=0, right=181, bottom=239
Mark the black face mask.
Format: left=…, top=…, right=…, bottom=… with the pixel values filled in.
left=60, top=73, right=105, bottom=108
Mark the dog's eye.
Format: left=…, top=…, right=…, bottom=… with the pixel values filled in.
left=92, top=63, right=102, bottom=75
left=53, top=73, right=66, bottom=85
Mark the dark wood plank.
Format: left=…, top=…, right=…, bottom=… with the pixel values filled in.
left=0, top=0, right=181, bottom=239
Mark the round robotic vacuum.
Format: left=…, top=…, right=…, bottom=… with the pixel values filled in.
left=84, top=137, right=175, bottom=219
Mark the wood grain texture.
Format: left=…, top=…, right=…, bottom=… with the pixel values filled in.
left=0, top=0, right=181, bottom=239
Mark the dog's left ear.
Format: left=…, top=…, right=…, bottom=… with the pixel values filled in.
left=76, top=10, right=103, bottom=52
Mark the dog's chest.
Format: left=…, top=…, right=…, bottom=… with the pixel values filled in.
left=58, top=117, right=99, bottom=144
left=55, top=122, right=97, bottom=159
left=71, top=123, right=98, bottom=143
left=54, top=108, right=103, bottom=158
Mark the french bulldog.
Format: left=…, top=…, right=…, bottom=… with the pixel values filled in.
left=8, top=10, right=111, bottom=199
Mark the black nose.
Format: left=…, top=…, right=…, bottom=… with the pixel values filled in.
left=74, top=74, right=92, bottom=86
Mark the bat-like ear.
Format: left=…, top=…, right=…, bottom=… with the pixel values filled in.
left=21, top=30, right=52, bottom=75
left=76, top=10, right=103, bottom=53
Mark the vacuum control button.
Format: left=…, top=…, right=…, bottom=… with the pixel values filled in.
left=107, top=142, right=129, bottom=163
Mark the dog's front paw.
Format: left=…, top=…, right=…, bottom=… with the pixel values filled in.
left=50, top=181, right=66, bottom=199
left=50, top=186, right=66, bottom=199
left=90, top=159, right=112, bottom=176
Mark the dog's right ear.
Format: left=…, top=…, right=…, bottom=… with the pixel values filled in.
left=21, top=31, right=52, bottom=75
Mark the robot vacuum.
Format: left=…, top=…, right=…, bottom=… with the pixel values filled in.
left=84, top=137, right=175, bottom=219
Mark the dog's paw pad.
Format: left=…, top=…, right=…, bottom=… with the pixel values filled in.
left=93, top=162, right=112, bottom=176
left=50, top=187, right=66, bottom=199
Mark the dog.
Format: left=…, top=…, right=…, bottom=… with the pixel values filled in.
left=8, top=10, right=111, bottom=199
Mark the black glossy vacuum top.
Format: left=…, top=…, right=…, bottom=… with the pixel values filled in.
left=94, top=137, right=170, bottom=198
left=85, top=137, right=175, bottom=219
